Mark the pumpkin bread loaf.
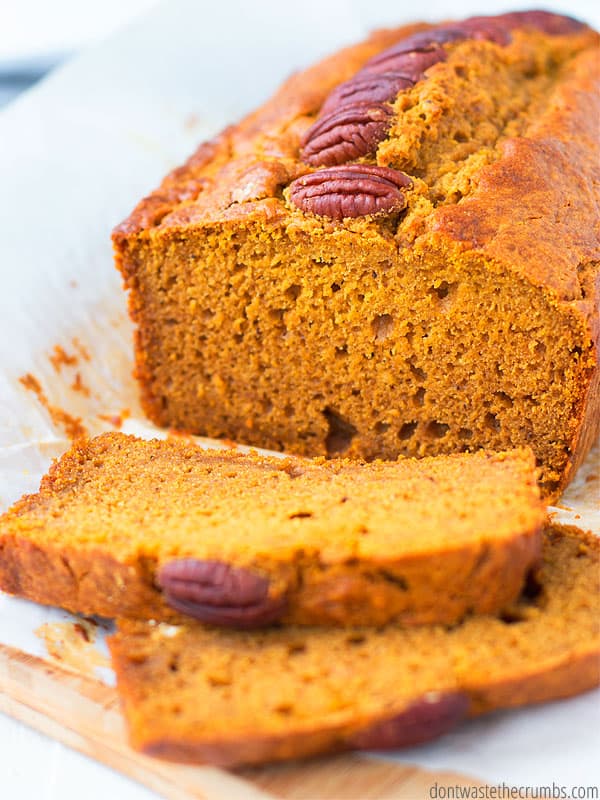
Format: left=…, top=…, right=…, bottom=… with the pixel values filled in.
left=113, top=11, right=600, bottom=499
left=0, top=432, right=544, bottom=628
left=109, top=524, right=600, bottom=767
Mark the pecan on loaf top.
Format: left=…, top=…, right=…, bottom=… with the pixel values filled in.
left=114, top=11, right=599, bottom=301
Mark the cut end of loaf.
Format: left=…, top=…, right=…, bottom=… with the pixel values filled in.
left=113, top=17, right=599, bottom=498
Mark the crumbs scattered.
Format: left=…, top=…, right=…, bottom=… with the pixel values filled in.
left=97, top=408, right=130, bottom=429
left=72, top=337, right=91, bottom=362
left=48, top=341, right=91, bottom=396
left=49, top=344, right=78, bottom=372
left=97, top=414, right=122, bottom=428
left=71, top=371, right=91, bottom=397
left=19, top=373, right=88, bottom=440
left=73, top=622, right=91, bottom=642
left=35, top=620, right=110, bottom=677
left=168, top=428, right=196, bottom=441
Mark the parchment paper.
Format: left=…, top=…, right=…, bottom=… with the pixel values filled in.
left=0, top=0, right=599, bottom=788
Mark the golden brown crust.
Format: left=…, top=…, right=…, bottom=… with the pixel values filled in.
left=114, top=23, right=599, bottom=297
left=113, top=15, right=600, bottom=497
left=108, top=525, right=600, bottom=768
left=112, top=643, right=600, bottom=768
left=129, top=646, right=600, bottom=767
left=0, top=529, right=542, bottom=627
left=0, top=433, right=544, bottom=627
left=111, top=25, right=427, bottom=242
left=0, top=537, right=167, bottom=620
left=424, top=44, right=600, bottom=298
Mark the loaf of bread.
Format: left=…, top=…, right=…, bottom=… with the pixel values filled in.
left=109, top=524, right=600, bottom=767
left=0, top=433, right=544, bottom=627
left=113, top=10, right=599, bottom=500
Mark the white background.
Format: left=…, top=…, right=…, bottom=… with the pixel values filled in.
left=1, top=1, right=599, bottom=798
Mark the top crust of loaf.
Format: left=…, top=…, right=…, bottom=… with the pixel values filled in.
left=113, top=18, right=599, bottom=306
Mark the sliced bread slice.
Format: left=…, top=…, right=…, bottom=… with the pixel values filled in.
left=109, top=525, right=600, bottom=767
left=0, top=432, right=543, bottom=627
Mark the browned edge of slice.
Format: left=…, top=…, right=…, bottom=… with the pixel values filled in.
left=0, top=435, right=544, bottom=628
left=107, top=525, right=600, bottom=768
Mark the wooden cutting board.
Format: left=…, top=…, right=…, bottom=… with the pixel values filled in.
left=0, top=641, right=485, bottom=800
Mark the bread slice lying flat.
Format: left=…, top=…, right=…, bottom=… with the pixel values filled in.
left=0, top=432, right=544, bottom=627
left=109, top=525, right=600, bottom=767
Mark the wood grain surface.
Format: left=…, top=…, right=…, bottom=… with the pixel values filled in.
left=0, top=642, right=485, bottom=800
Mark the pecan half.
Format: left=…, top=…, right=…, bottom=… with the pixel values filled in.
left=158, top=559, right=287, bottom=628
left=362, top=46, right=450, bottom=82
left=363, top=20, right=512, bottom=66
left=368, top=28, right=467, bottom=65
left=458, top=17, right=512, bottom=45
left=320, top=73, right=414, bottom=116
left=299, top=11, right=583, bottom=172
left=301, top=102, right=393, bottom=167
left=349, top=691, right=469, bottom=750
left=289, top=164, right=412, bottom=220
left=494, top=10, right=585, bottom=35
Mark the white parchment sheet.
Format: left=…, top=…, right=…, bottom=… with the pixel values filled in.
left=0, top=0, right=599, bottom=789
